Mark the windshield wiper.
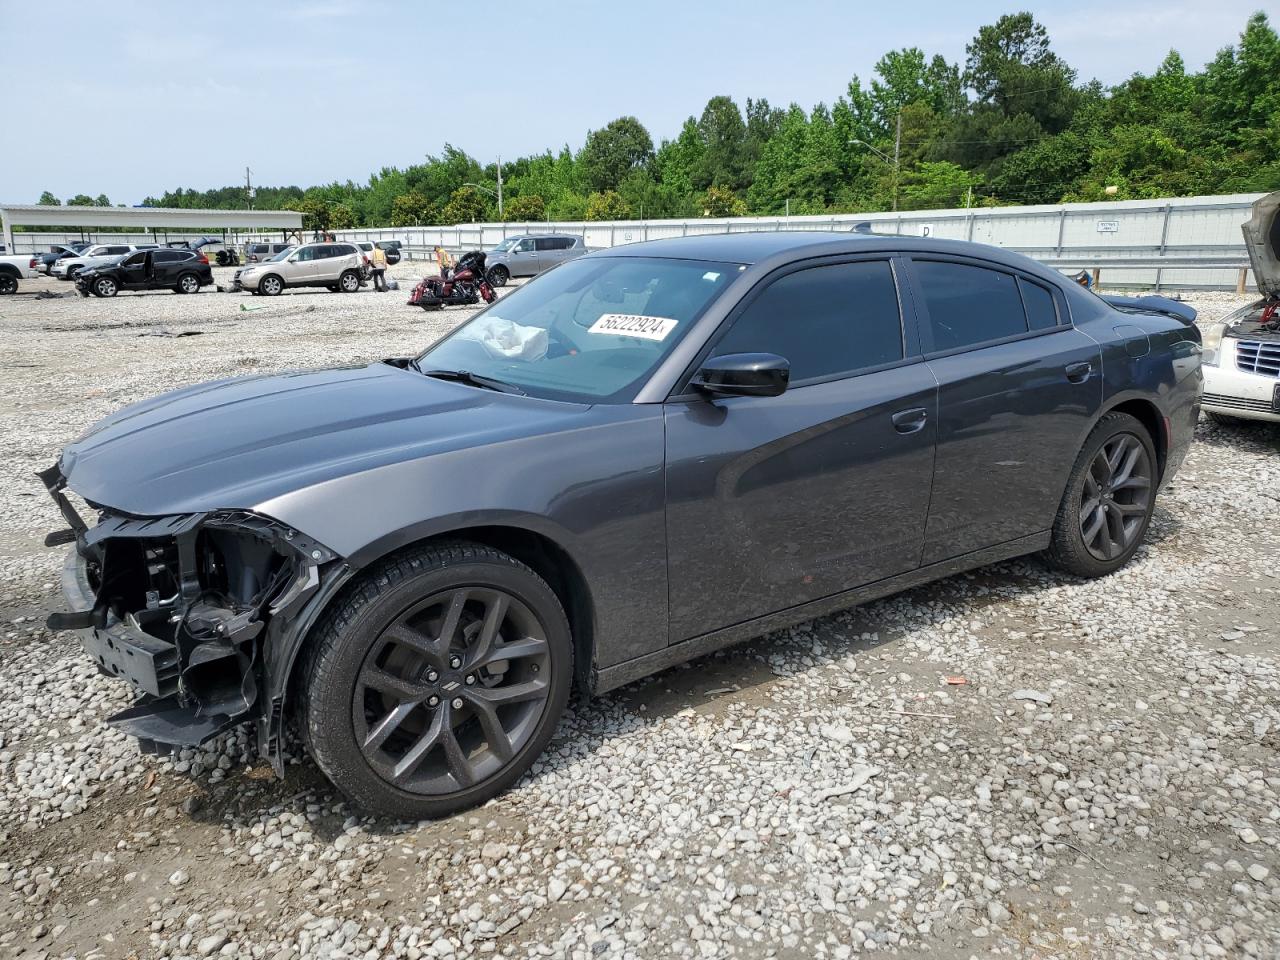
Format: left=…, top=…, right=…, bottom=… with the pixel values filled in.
left=415, top=366, right=526, bottom=395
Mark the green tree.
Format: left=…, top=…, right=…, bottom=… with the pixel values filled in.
left=898, top=161, right=982, bottom=209
left=504, top=194, right=547, bottom=221
left=700, top=185, right=747, bottom=217
left=580, top=117, right=654, bottom=192
left=296, top=197, right=330, bottom=232
left=390, top=191, right=438, bottom=227
left=584, top=190, right=632, bottom=220
left=328, top=203, right=356, bottom=230
left=695, top=95, right=751, bottom=191
left=38, top=191, right=60, bottom=205
left=441, top=185, right=489, bottom=224
left=94, top=194, right=111, bottom=207
left=67, top=194, right=95, bottom=206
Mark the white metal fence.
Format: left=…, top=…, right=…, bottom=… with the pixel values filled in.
left=334, top=193, right=1265, bottom=292
left=8, top=193, right=1265, bottom=292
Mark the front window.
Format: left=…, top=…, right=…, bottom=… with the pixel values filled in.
left=265, top=247, right=293, bottom=262
left=490, top=238, right=518, bottom=253
left=416, top=256, right=740, bottom=402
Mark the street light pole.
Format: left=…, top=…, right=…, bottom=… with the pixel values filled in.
left=496, top=155, right=503, bottom=219
left=850, top=134, right=901, bottom=213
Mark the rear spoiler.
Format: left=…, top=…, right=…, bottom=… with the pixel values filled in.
left=1100, top=294, right=1197, bottom=326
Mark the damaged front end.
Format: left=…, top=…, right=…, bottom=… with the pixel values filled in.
left=39, top=462, right=341, bottom=770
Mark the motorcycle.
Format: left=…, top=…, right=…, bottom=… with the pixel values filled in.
left=408, top=250, right=497, bottom=310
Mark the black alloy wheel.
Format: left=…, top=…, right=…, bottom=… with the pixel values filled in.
left=353, top=586, right=552, bottom=793
left=488, top=265, right=509, bottom=287
left=0, top=274, right=17, bottom=295
left=1045, top=411, right=1158, bottom=578
left=1078, top=432, right=1153, bottom=562
left=301, top=542, right=571, bottom=818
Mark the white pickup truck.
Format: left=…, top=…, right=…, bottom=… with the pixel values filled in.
left=0, top=253, right=40, bottom=295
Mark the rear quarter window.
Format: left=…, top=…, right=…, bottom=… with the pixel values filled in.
left=1019, top=278, right=1059, bottom=330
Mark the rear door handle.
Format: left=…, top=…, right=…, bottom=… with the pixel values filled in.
left=1065, top=361, right=1093, bottom=383
left=892, top=407, right=928, bottom=434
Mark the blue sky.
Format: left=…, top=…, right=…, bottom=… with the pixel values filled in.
left=1, top=0, right=1267, bottom=204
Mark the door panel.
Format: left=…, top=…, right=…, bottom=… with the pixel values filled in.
left=922, top=328, right=1102, bottom=563
left=664, top=364, right=937, bottom=642
left=509, top=241, right=539, bottom=276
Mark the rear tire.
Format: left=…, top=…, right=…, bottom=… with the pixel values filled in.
left=0, top=273, right=17, bottom=295
left=176, top=272, right=200, bottom=294
left=299, top=542, right=572, bottom=819
left=339, top=269, right=361, bottom=293
left=1044, top=412, right=1157, bottom=579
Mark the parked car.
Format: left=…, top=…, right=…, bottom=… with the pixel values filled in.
left=375, top=240, right=403, bottom=265
left=1201, top=190, right=1280, bottom=424
left=42, top=232, right=1201, bottom=818
left=53, top=243, right=158, bottom=280
left=233, top=242, right=365, bottom=295
left=484, top=234, right=585, bottom=286
left=243, top=241, right=294, bottom=264
left=76, top=248, right=214, bottom=297
left=0, top=252, right=40, bottom=294
left=36, top=242, right=91, bottom=275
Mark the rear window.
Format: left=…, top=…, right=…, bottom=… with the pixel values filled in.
left=913, top=260, right=1028, bottom=352
left=154, top=250, right=190, bottom=263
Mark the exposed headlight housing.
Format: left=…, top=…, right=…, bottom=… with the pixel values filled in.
left=1201, top=322, right=1228, bottom=367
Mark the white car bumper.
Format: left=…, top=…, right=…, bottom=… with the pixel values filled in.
left=1203, top=341, right=1280, bottom=422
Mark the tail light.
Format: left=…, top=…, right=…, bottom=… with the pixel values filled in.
left=196, top=252, right=209, bottom=264
left=29, top=258, right=38, bottom=269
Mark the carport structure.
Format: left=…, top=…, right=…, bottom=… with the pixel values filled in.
left=0, top=204, right=303, bottom=252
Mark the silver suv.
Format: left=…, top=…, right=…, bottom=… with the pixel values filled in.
left=234, top=242, right=366, bottom=295
left=485, top=234, right=586, bottom=286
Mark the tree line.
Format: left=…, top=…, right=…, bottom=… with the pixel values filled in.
left=36, top=11, right=1280, bottom=232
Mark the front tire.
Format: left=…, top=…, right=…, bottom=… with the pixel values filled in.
left=1045, top=412, right=1157, bottom=578
left=487, top=265, right=509, bottom=287
left=93, top=276, right=118, bottom=298
left=260, top=274, right=284, bottom=296
left=300, top=542, right=572, bottom=819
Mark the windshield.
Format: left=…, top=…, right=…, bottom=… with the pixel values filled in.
left=265, top=246, right=295, bottom=262
left=416, top=256, right=739, bottom=403
left=490, top=238, right=518, bottom=253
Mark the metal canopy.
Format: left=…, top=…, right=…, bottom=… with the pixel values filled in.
left=0, top=204, right=302, bottom=250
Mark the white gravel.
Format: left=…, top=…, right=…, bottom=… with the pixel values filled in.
left=0, top=281, right=1276, bottom=959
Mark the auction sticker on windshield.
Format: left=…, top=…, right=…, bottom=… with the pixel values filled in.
left=587, top=314, right=678, bottom=341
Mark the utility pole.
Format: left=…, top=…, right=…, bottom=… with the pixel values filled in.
left=245, top=166, right=254, bottom=210
left=891, top=111, right=901, bottom=213
left=496, top=155, right=503, bottom=219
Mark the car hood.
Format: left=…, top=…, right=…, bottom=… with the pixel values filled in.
left=1242, top=190, right=1280, bottom=298
left=59, top=361, right=589, bottom=519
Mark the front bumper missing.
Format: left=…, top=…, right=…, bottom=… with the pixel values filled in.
left=40, top=461, right=334, bottom=757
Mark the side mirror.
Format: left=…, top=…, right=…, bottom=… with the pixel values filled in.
left=692, top=353, right=790, bottom=398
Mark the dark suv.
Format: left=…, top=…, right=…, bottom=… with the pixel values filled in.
left=77, top=249, right=214, bottom=297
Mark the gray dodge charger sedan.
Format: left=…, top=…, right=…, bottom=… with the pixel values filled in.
left=42, top=232, right=1202, bottom=817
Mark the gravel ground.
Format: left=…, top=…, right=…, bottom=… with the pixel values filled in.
left=0, top=279, right=1276, bottom=960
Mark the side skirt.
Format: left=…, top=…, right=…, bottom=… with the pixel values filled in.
left=590, top=531, right=1050, bottom=695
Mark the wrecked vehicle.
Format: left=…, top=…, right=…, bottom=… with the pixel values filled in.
left=76, top=248, right=214, bottom=297
left=44, top=232, right=1201, bottom=818
left=1202, top=190, right=1280, bottom=423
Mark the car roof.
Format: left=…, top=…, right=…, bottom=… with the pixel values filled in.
left=591, top=230, right=1060, bottom=277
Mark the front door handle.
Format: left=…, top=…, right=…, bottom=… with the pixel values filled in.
left=1065, top=361, right=1093, bottom=383
left=892, top=407, right=928, bottom=434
